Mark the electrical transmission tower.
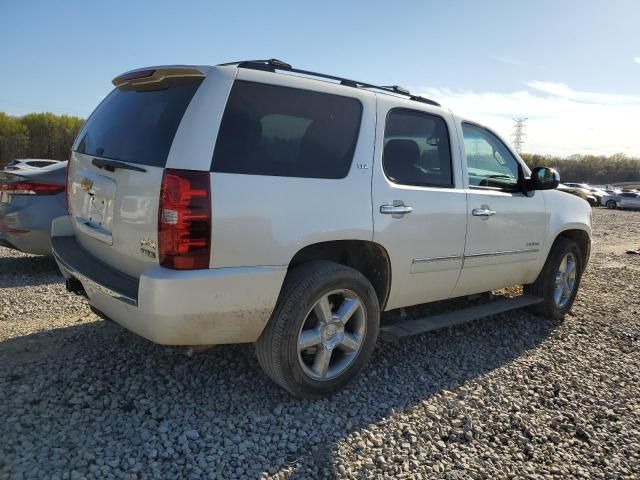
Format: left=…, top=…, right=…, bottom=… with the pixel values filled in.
left=511, top=117, right=528, bottom=153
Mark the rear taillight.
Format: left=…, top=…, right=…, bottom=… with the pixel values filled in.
left=158, top=169, right=211, bottom=270
left=0, top=225, right=29, bottom=234
left=0, top=181, right=65, bottom=195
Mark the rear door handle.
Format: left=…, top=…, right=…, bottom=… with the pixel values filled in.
left=380, top=204, right=413, bottom=215
left=472, top=207, right=496, bottom=217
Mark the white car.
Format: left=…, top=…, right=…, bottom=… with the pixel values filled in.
left=4, top=159, right=63, bottom=171
left=52, top=60, right=592, bottom=398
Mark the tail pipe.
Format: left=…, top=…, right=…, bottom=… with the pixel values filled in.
left=65, top=277, right=87, bottom=297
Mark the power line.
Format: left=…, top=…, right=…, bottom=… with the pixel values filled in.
left=511, top=117, right=528, bottom=153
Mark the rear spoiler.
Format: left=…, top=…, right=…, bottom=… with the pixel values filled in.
left=112, top=67, right=206, bottom=91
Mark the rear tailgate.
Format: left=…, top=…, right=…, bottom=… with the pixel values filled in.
left=67, top=69, right=205, bottom=278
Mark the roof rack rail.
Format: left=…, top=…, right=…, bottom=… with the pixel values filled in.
left=381, top=85, right=411, bottom=95
left=218, top=59, right=441, bottom=107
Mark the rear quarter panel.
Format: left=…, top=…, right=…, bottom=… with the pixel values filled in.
left=0, top=164, right=67, bottom=254
left=208, top=69, right=377, bottom=268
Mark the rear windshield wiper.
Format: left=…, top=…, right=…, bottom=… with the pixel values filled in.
left=92, top=158, right=147, bottom=173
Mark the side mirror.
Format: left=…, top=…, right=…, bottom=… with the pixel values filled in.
left=529, top=167, right=560, bottom=191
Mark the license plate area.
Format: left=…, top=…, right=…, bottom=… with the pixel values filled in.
left=72, top=171, right=116, bottom=245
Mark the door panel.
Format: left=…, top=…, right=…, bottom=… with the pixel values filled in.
left=454, top=189, right=547, bottom=296
left=453, top=122, right=548, bottom=297
left=372, top=100, right=467, bottom=310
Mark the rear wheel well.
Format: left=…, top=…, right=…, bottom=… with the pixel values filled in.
left=554, top=229, right=590, bottom=270
left=288, top=240, right=391, bottom=310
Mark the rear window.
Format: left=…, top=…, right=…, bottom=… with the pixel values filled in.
left=75, top=78, right=202, bottom=167
left=212, top=81, right=362, bottom=179
left=27, top=161, right=55, bottom=167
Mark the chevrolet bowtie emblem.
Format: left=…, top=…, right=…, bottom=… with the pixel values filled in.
left=79, top=177, right=94, bottom=192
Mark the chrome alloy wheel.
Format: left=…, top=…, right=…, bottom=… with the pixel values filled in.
left=554, top=252, right=577, bottom=308
left=297, top=289, right=366, bottom=381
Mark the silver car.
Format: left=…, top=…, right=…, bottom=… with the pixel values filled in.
left=602, top=190, right=624, bottom=209
left=0, top=161, right=67, bottom=255
left=618, top=192, right=640, bottom=210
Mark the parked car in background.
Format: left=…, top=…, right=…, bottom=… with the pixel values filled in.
left=602, top=190, right=624, bottom=209
left=0, top=161, right=67, bottom=255
left=617, top=192, right=640, bottom=210
left=588, top=188, right=607, bottom=206
left=564, top=183, right=606, bottom=206
left=558, top=184, right=597, bottom=206
left=51, top=60, right=591, bottom=398
left=4, top=159, right=64, bottom=171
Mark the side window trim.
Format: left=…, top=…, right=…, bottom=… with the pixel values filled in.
left=461, top=121, right=524, bottom=193
left=382, top=107, right=455, bottom=189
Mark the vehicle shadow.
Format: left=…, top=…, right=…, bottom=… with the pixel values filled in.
left=0, top=251, right=62, bottom=288
left=0, top=311, right=559, bottom=478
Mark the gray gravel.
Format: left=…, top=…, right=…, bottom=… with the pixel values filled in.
left=1, top=208, right=639, bottom=479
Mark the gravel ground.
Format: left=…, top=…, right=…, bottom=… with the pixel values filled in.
left=1, top=208, right=639, bottom=479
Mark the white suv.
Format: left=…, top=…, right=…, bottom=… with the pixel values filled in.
left=52, top=59, right=591, bottom=398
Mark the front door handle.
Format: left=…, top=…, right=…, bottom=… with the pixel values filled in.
left=380, top=204, right=413, bottom=215
left=472, top=207, right=496, bottom=217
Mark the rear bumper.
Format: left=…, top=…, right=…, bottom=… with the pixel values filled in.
left=51, top=217, right=287, bottom=345
left=0, top=193, right=66, bottom=255
left=53, top=235, right=139, bottom=305
left=0, top=228, right=52, bottom=255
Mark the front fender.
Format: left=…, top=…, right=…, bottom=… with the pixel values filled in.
left=540, top=189, right=592, bottom=264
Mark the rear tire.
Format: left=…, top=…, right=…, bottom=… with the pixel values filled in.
left=606, top=200, right=617, bottom=209
left=524, top=237, right=583, bottom=319
left=256, top=261, right=380, bottom=398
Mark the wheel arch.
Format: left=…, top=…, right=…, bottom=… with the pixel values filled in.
left=550, top=228, right=591, bottom=271
left=286, top=240, right=392, bottom=310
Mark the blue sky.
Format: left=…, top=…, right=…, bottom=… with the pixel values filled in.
left=1, top=0, right=639, bottom=155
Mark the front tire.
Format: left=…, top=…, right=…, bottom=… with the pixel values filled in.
left=525, top=237, right=583, bottom=319
left=606, top=200, right=617, bottom=209
left=256, top=261, right=380, bottom=398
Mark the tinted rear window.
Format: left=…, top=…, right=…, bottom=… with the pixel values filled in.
left=212, top=81, right=362, bottom=179
left=76, top=78, right=202, bottom=167
left=27, top=161, right=55, bottom=167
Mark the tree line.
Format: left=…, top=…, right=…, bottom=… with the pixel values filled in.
left=0, top=112, right=84, bottom=167
left=520, top=153, right=640, bottom=185
left=0, top=111, right=639, bottom=184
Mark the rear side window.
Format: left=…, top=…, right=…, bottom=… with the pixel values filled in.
left=383, top=109, right=453, bottom=188
left=76, top=78, right=202, bottom=167
left=212, top=81, right=362, bottom=179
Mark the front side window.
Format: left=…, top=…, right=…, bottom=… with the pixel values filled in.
left=212, top=81, right=362, bottom=179
left=382, top=109, right=453, bottom=187
left=462, top=123, right=520, bottom=190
